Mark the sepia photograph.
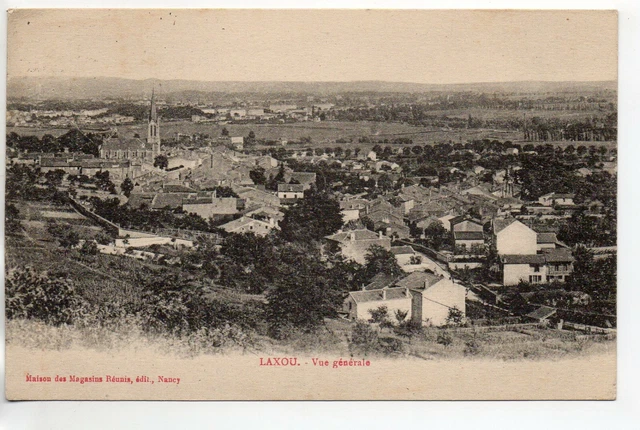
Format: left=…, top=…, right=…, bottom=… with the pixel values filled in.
left=4, top=8, right=619, bottom=401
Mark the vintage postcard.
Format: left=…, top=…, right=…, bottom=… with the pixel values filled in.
left=4, top=9, right=617, bottom=400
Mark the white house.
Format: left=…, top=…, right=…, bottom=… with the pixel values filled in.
left=492, top=218, right=537, bottom=255
left=538, top=192, right=575, bottom=207
left=218, top=216, right=277, bottom=236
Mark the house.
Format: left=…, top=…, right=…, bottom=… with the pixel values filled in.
left=449, top=215, right=484, bottom=234
left=538, top=193, right=575, bottom=207
left=400, top=272, right=466, bottom=327
left=277, top=183, right=305, bottom=201
left=453, top=231, right=485, bottom=254
left=500, top=248, right=574, bottom=285
left=536, top=232, right=559, bottom=251
left=325, top=229, right=391, bottom=264
left=218, top=216, right=277, bottom=237
left=343, top=287, right=412, bottom=321
left=492, top=218, right=537, bottom=255
left=391, top=245, right=418, bottom=265
left=182, top=195, right=239, bottom=219
left=285, top=172, right=317, bottom=190
left=343, top=272, right=465, bottom=327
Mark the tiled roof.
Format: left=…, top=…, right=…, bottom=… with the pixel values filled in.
left=394, top=271, right=443, bottom=291
left=501, top=254, right=547, bottom=265
left=390, top=246, right=415, bottom=256
left=541, top=248, right=575, bottom=263
left=536, top=233, right=558, bottom=244
left=219, top=216, right=272, bottom=232
left=454, top=231, right=485, bottom=241
left=364, top=273, right=399, bottom=291
left=151, top=193, right=192, bottom=209
left=278, top=183, right=305, bottom=192
left=102, top=137, right=149, bottom=151
left=492, top=218, right=517, bottom=234
left=349, top=287, right=411, bottom=304
left=526, top=306, right=557, bottom=321
left=326, top=229, right=381, bottom=243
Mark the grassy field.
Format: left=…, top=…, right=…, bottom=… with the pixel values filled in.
left=8, top=119, right=615, bottom=149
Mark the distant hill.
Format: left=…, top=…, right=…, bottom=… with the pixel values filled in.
left=7, top=76, right=617, bottom=100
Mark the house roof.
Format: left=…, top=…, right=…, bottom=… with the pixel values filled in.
left=501, top=254, right=547, bottom=265
left=536, top=233, right=558, bottom=244
left=364, top=273, right=399, bottom=291
left=541, top=248, right=575, bottom=263
left=450, top=215, right=483, bottom=227
left=349, top=287, right=411, bottom=304
left=492, top=218, right=518, bottom=234
left=390, top=245, right=415, bottom=256
left=288, top=172, right=317, bottom=185
left=151, top=193, right=191, bottom=209
left=278, top=183, right=305, bottom=192
left=394, top=271, right=442, bottom=291
left=219, top=216, right=273, bottom=232
left=326, top=229, right=382, bottom=243
left=102, top=136, right=149, bottom=151
left=526, top=306, right=557, bottom=321
left=454, top=231, right=485, bottom=241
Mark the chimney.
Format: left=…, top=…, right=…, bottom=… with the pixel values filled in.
left=382, top=289, right=387, bottom=300
left=379, top=230, right=383, bottom=239
left=405, top=287, right=410, bottom=297
left=350, top=231, right=356, bottom=242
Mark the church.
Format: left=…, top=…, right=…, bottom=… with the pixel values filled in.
left=100, top=91, right=162, bottom=163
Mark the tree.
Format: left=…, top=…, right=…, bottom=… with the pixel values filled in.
left=362, top=245, right=403, bottom=281
left=279, top=190, right=343, bottom=242
left=47, top=221, right=80, bottom=248
left=6, top=268, right=88, bottom=326
left=423, top=221, right=449, bottom=250
left=154, top=154, right=169, bottom=170
left=265, top=243, right=344, bottom=338
left=120, top=177, right=134, bottom=197
left=5, top=203, right=22, bottom=234
left=249, top=167, right=267, bottom=186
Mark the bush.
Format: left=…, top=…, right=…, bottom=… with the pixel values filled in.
left=80, top=240, right=99, bottom=255
left=436, top=331, right=453, bottom=347
left=349, top=320, right=380, bottom=354
left=464, top=336, right=481, bottom=356
left=378, top=336, right=405, bottom=354
left=394, top=319, right=424, bottom=338
left=368, top=305, right=389, bottom=324
left=5, top=268, right=89, bottom=326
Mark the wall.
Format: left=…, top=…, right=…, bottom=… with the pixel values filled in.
left=503, top=263, right=547, bottom=286
left=415, top=280, right=466, bottom=326
left=354, top=296, right=412, bottom=321
left=341, top=209, right=360, bottom=222
left=339, top=238, right=391, bottom=264
left=453, top=220, right=483, bottom=232
left=496, top=222, right=537, bottom=255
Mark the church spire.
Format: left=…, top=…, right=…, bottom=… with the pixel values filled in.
left=149, top=88, right=157, bottom=122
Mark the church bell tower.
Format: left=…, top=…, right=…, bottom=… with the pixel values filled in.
left=147, top=89, right=161, bottom=157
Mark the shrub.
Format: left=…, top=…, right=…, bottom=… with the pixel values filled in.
left=394, top=319, right=424, bottom=338
left=368, top=305, right=389, bottom=324
left=436, top=331, right=453, bottom=347
left=5, top=268, right=89, bottom=326
left=464, top=336, right=481, bottom=356
left=349, top=320, right=380, bottom=353
left=378, top=336, right=405, bottom=354
left=80, top=240, right=99, bottom=255
left=445, top=307, right=465, bottom=327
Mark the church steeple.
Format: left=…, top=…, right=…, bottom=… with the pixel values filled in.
left=147, top=88, right=161, bottom=157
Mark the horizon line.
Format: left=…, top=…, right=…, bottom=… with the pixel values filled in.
left=8, top=75, right=618, bottom=86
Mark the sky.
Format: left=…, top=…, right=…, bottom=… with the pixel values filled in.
left=7, top=9, right=618, bottom=84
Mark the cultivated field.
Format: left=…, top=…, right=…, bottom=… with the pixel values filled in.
left=8, top=120, right=616, bottom=149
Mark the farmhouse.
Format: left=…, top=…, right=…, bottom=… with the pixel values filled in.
left=325, top=229, right=391, bottom=264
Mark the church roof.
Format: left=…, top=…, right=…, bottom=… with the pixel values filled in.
left=102, top=136, right=150, bottom=152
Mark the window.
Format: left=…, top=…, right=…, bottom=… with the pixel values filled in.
left=533, top=265, right=540, bottom=272
left=529, top=275, right=542, bottom=283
